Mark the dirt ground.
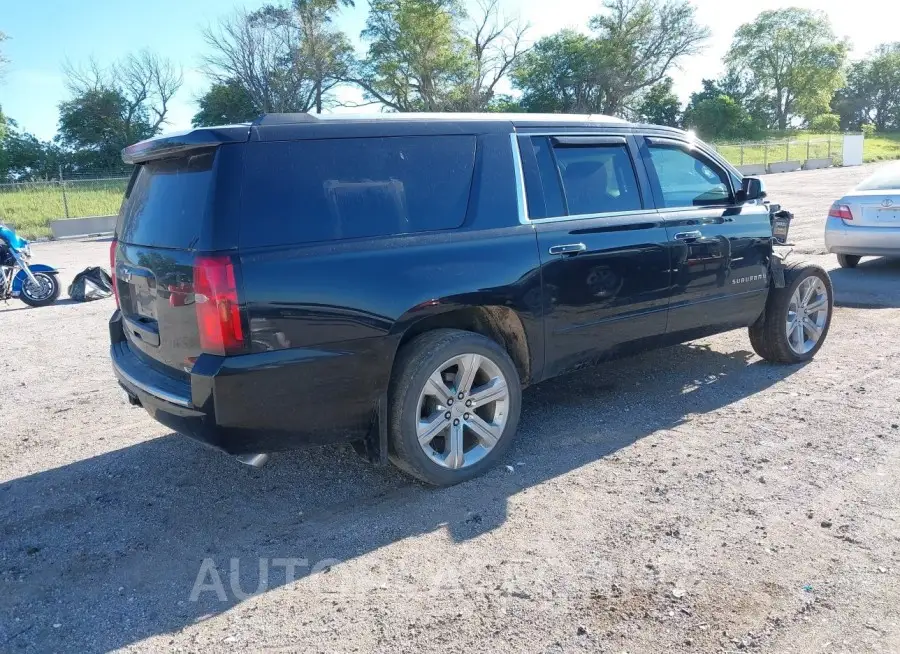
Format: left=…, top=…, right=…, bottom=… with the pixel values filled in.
left=2, top=163, right=899, bottom=654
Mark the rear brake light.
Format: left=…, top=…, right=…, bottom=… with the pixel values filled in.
left=829, top=204, right=853, bottom=221
left=109, top=239, right=119, bottom=307
left=193, top=255, right=245, bottom=355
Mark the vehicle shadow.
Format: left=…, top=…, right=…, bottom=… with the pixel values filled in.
left=830, top=256, right=900, bottom=309
left=0, top=298, right=83, bottom=313
left=0, top=342, right=802, bottom=652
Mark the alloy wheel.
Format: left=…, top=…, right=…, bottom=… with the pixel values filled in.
left=415, top=353, right=510, bottom=470
left=786, top=276, right=829, bottom=355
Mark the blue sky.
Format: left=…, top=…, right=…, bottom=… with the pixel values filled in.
left=1, top=0, right=896, bottom=141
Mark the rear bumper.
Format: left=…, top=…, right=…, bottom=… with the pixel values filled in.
left=824, top=217, right=900, bottom=256
left=109, top=310, right=388, bottom=455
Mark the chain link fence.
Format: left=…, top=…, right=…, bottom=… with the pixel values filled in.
left=0, top=172, right=130, bottom=238
left=710, top=135, right=845, bottom=168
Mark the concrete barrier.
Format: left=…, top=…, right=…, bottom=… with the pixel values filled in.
left=802, top=158, right=833, bottom=170
left=49, top=215, right=116, bottom=239
left=767, top=161, right=803, bottom=174
left=737, top=164, right=767, bottom=175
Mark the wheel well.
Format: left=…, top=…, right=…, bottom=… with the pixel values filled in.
left=398, top=306, right=532, bottom=385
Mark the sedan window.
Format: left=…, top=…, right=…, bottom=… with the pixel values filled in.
left=855, top=162, right=900, bottom=191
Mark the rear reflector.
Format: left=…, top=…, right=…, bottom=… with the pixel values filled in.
left=828, top=203, right=853, bottom=221
left=193, top=255, right=245, bottom=355
left=109, top=239, right=119, bottom=307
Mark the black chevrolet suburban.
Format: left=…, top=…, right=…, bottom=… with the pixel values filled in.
left=110, top=113, right=833, bottom=486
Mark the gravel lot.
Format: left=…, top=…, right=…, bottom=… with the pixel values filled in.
left=2, top=163, right=900, bottom=653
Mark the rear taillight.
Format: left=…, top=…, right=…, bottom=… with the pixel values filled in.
left=193, top=255, right=245, bottom=355
left=109, top=239, right=119, bottom=307
left=829, top=204, right=853, bottom=221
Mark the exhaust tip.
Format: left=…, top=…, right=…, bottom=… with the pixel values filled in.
left=236, top=453, right=270, bottom=468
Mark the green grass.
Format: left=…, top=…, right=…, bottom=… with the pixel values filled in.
left=0, top=179, right=127, bottom=239
left=862, top=134, right=900, bottom=162
left=714, top=136, right=844, bottom=167
left=714, top=132, right=900, bottom=168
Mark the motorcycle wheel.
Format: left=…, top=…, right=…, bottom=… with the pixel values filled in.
left=20, top=272, right=61, bottom=307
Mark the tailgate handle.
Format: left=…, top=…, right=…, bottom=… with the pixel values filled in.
left=124, top=317, right=161, bottom=347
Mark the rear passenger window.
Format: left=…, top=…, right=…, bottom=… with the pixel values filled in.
left=553, top=144, right=642, bottom=216
left=525, top=140, right=643, bottom=218
left=241, top=136, right=476, bottom=247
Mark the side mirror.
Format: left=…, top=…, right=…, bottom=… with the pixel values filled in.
left=737, top=177, right=767, bottom=203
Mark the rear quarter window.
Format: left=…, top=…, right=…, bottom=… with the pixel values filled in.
left=240, top=135, right=476, bottom=248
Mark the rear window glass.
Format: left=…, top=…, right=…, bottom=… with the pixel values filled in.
left=117, top=150, right=216, bottom=249
left=554, top=144, right=642, bottom=215
left=241, top=135, right=476, bottom=247
left=855, top=162, right=900, bottom=191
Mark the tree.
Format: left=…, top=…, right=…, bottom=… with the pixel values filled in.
left=682, top=94, right=757, bottom=141
left=295, top=0, right=356, bottom=113
left=192, top=80, right=259, bottom=127
left=454, top=0, right=529, bottom=111
left=57, top=88, right=152, bottom=170
left=0, top=118, right=69, bottom=181
left=352, top=0, right=529, bottom=112
left=725, top=8, right=848, bottom=131
left=512, top=0, right=708, bottom=116
left=635, top=77, right=680, bottom=126
left=809, top=113, right=840, bottom=133
left=58, top=50, right=181, bottom=171
left=354, top=0, right=470, bottom=112
left=833, top=44, right=900, bottom=131
left=202, top=2, right=353, bottom=114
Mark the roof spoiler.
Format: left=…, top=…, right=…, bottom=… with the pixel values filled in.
left=121, top=114, right=324, bottom=164
left=121, top=124, right=253, bottom=165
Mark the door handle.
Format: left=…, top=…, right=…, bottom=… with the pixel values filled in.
left=674, top=231, right=702, bottom=241
left=548, top=243, right=587, bottom=256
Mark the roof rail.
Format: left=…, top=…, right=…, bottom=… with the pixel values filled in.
left=252, top=113, right=320, bottom=126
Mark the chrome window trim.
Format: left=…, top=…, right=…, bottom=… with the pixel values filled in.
left=510, top=133, right=531, bottom=225
left=528, top=209, right=655, bottom=225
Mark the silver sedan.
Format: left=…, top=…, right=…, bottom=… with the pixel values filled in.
left=825, top=162, right=900, bottom=268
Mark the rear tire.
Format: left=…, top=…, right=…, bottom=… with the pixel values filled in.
left=388, top=329, right=522, bottom=486
left=19, top=272, right=60, bottom=307
left=837, top=254, right=861, bottom=269
left=749, top=261, right=833, bottom=364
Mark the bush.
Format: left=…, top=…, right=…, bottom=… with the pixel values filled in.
left=809, top=113, right=840, bottom=133
left=862, top=123, right=877, bottom=138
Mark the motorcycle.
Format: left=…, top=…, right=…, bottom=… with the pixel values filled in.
left=0, top=223, right=61, bottom=307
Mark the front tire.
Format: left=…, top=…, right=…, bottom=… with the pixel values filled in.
left=19, top=272, right=60, bottom=307
left=749, top=261, right=833, bottom=364
left=388, top=329, right=522, bottom=486
left=837, top=254, right=861, bottom=269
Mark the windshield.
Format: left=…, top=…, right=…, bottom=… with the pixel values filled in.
left=855, top=162, right=900, bottom=191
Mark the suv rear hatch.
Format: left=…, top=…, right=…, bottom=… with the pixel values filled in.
left=112, top=128, right=247, bottom=381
